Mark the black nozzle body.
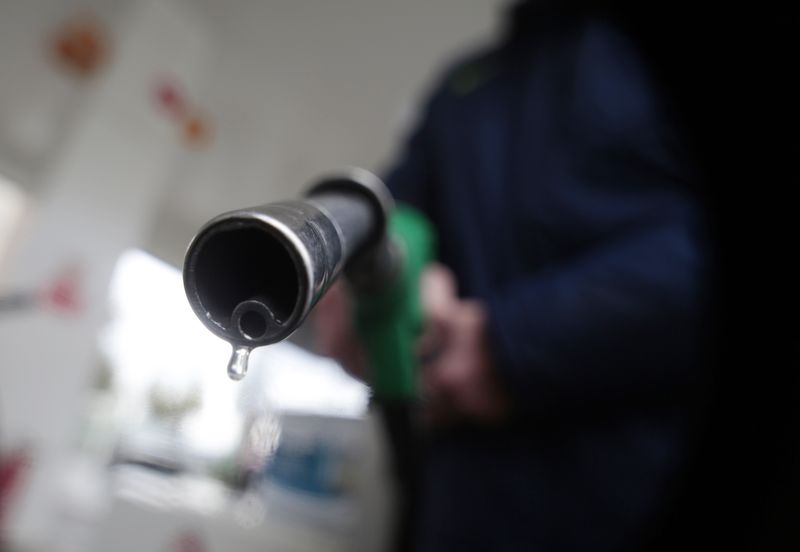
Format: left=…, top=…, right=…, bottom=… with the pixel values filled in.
left=182, top=168, right=394, bottom=348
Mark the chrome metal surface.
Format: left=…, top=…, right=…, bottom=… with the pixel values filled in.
left=182, top=169, right=395, bottom=350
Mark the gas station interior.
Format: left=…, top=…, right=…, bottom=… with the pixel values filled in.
left=1, top=1, right=797, bottom=551
left=0, top=1, right=503, bottom=551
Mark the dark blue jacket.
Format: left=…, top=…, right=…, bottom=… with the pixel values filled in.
left=384, top=6, right=709, bottom=551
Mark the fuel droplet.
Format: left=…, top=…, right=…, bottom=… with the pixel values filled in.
left=228, top=346, right=252, bottom=381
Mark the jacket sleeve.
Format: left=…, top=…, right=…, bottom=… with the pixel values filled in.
left=486, top=202, right=709, bottom=418
left=484, top=21, right=713, bottom=419
left=386, top=24, right=711, bottom=418
left=489, top=95, right=711, bottom=419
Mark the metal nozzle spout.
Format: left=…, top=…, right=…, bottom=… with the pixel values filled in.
left=182, top=168, right=394, bottom=348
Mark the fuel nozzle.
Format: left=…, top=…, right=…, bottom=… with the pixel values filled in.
left=182, top=168, right=396, bottom=379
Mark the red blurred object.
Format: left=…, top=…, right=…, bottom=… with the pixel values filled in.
left=40, top=263, right=83, bottom=314
left=155, top=79, right=188, bottom=118
left=183, top=112, right=212, bottom=149
left=0, top=449, right=31, bottom=531
left=173, top=531, right=206, bottom=552
left=153, top=78, right=213, bottom=149
left=52, top=15, right=109, bottom=76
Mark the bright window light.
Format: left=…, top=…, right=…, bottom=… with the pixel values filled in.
left=0, top=173, right=28, bottom=265
left=100, top=249, right=368, bottom=460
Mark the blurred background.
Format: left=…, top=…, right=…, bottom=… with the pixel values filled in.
left=0, top=1, right=506, bottom=550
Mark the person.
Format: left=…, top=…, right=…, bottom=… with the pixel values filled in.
left=312, top=0, right=790, bottom=549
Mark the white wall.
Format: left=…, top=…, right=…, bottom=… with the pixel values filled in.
left=0, top=0, right=126, bottom=187
left=0, top=1, right=510, bottom=266
left=0, top=1, right=212, bottom=548
left=0, top=2, right=507, bottom=548
left=145, top=0, right=508, bottom=266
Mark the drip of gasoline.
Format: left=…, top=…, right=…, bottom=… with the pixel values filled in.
left=228, top=345, right=252, bottom=381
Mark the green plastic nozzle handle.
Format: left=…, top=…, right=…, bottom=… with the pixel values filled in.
left=353, top=204, right=435, bottom=401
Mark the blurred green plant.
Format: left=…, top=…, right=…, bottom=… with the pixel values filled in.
left=148, top=382, right=202, bottom=426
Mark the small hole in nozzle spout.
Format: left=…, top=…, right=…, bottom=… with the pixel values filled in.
left=239, top=310, right=268, bottom=341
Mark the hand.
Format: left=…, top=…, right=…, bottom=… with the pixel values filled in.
left=310, top=281, right=367, bottom=381
left=417, top=264, right=511, bottom=426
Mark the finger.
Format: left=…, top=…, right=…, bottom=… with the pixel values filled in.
left=311, top=281, right=350, bottom=330
left=418, top=347, right=466, bottom=429
left=310, top=284, right=347, bottom=351
left=420, top=263, right=458, bottom=320
left=417, top=264, right=458, bottom=365
left=415, top=317, right=448, bottom=365
left=309, top=282, right=367, bottom=379
left=425, top=301, right=511, bottom=423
